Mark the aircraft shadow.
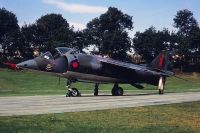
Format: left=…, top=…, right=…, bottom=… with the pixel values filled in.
left=78, top=92, right=174, bottom=97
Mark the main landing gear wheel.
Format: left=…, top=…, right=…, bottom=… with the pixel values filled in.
left=112, top=84, right=124, bottom=96
left=159, top=89, right=164, bottom=95
left=94, top=83, right=99, bottom=96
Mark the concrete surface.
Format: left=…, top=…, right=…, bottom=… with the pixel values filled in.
left=0, top=92, right=200, bottom=116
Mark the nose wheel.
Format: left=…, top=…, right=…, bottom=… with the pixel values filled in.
left=66, top=79, right=81, bottom=97
left=68, top=88, right=81, bottom=97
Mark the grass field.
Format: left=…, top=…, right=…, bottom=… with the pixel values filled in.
left=0, top=101, right=199, bottom=133
left=0, top=69, right=200, bottom=96
left=0, top=69, right=200, bottom=132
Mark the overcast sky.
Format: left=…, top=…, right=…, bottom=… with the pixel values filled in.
left=1, top=0, right=200, bottom=37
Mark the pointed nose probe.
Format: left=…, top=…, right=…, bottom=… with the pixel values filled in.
left=17, top=59, right=39, bottom=70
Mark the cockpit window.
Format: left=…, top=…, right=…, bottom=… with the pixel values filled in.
left=41, top=52, right=54, bottom=60
left=40, top=47, right=78, bottom=60
left=56, top=47, right=72, bottom=55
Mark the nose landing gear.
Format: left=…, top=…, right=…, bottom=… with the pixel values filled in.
left=66, top=79, right=81, bottom=97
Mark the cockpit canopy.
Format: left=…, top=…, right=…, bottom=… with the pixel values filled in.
left=56, top=47, right=72, bottom=55
left=41, top=52, right=54, bottom=60
left=40, top=47, right=77, bottom=60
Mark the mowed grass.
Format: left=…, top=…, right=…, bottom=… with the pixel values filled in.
left=0, top=101, right=199, bottom=133
left=0, top=69, right=200, bottom=132
left=0, top=69, right=200, bottom=96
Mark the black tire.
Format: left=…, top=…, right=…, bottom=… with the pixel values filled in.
left=71, top=88, right=81, bottom=97
left=116, top=87, right=124, bottom=96
left=94, top=90, right=98, bottom=96
left=94, top=84, right=99, bottom=96
left=112, top=87, right=124, bottom=96
left=111, top=88, right=115, bottom=96
left=159, top=89, right=164, bottom=95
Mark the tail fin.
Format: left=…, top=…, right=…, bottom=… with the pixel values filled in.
left=148, top=51, right=169, bottom=71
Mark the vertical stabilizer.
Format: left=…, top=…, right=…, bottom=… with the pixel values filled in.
left=149, top=51, right=169, bottom=71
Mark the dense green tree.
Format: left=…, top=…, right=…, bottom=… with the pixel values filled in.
left=189, top=28, right=200, bottom=53
left=173, top=9, right=199, bottom=54
left=187, top=26, right=200, bottom=65
left=21, top=13, right=75, bottom=54
left=0, top=8, right=20, bottom=57
left=173, top=9, right=200, bottom=70
left=133, top=27, right=174, bottom=62
left=174, top=9, right=198, bottom=37
left=72, top=30, right=90, bottom=52
left=20, top=24, right=39, bottom=58
left=35, top=13, right=74, bottom=51
left=86, top=7, right=133, bottom=60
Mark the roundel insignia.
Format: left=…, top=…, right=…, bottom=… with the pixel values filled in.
left=71, top=60, right=79, bottom=69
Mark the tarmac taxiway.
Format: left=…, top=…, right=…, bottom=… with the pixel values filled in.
left=0, top=92, right=200, bottom=116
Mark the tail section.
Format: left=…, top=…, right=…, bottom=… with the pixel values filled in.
left=149, top=51, right=169, bottom=95
left=148, top=51, right=177, bottom=95
left=148, top=51, right=169, bottom=71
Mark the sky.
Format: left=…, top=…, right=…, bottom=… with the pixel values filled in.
left=1, top=0, right=200, bottom=37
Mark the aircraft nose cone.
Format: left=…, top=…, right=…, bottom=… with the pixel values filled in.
left=17, top=59, right=39, bottom=70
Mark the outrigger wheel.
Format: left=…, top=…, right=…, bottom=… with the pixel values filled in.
left=158, top=76, right=165, bottom=95
left=112, top=83, right=124, bottom=96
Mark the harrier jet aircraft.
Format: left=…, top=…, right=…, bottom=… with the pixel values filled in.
left=13, top=47, right=174, bottom=97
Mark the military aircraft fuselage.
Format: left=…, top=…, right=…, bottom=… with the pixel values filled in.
left=16, top=47, right=173, bottom=96
left=65, top=53, right=160, bottom=86
left=17, top=47, right=173, bottom=96
left=17, top=47, right=160, bottom=86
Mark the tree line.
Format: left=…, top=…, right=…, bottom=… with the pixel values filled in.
left=0, top=7, right=200, bottom=71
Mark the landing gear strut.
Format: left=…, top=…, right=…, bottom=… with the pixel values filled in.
left=112, top=83, right=124, bottom=96
left=94, top=83, right=99, bottom=96
left=158, top=76, right=165, bottom=95
left=66, top=79, right=81, bottom=97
